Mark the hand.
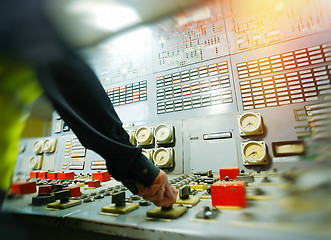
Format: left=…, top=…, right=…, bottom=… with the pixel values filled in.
left=136, top=170, right=178, bottom=207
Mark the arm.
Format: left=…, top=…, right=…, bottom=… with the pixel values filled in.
left=36, top=49, right=159, bottom=194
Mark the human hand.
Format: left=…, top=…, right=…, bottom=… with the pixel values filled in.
left=136, top=170, right=178, bottom=207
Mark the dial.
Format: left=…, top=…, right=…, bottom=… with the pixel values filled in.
left=43, top=138, right=57, bottom=153
left=242, top=141, right=268, bottom=165
left=141, top=149, right=153, bottom=162
left=29, top=156, right=43, bottom=170
left=125, top=129, right=136, bottom=145
left=238, top=112, right=263, bottom=136
left=154, top=124, right=174, bottom=144
left=135, top=127, right=154, bottom=145
left=33, top=140, right=44, bottom=154
left=153, top=148, right=173, bottom=168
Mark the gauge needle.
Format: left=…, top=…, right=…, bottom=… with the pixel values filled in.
left=245, top=122, right=252, bottom=127
left=248, top=151, right=256, bottom=156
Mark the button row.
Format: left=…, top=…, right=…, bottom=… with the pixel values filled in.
left=156, top=75, right=231, bottom=101
left=91, top=160, right=107, bottom=170
left=156, top=61, right=228, bottom=88
left=157, top=90, right=233, bottom=114
left=240, top=65, right=331, bottom=110
left=237, top=43, right=331, bottom=79
left=106, top=81, right=147, bottom=106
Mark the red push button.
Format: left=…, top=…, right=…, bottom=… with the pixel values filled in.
left=10, top=181, right=37, bottom=195
left=219, top=167, right=239, bottom=181
left=39, top=171, right=48, bottom=179
left=92, top=171, right=111, bottom=182
left=88, top=180, right=101, bottom=188
left=57, top=172, right=74, bottom=180
left=211, top=181, right=247, bottom=208
left=38, top=185, right=53, bottom=195
left=47, top=172, right=58, bottom=180
left=30, top=171, right=40, bottom=179
left=63, top=186, right=81, bottom=197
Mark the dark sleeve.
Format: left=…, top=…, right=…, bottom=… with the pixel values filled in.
left=36, top=51, right=159, bottom=193
left=0, top=0, right=160, bottom=193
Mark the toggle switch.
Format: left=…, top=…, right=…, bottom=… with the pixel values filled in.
left=146, top=205, right=188, bottom=219
left=101, top=191, right=139, bottom=214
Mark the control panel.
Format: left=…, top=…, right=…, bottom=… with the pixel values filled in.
left=5, top=0, right=331, bottom=239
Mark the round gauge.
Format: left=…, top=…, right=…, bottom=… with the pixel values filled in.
left=153, top=148, right=173, bottom=168
left=33, top=140, right=44, bottom=154
left=43, top=138, right=57, bottom=153
left=154, top=124, right=174, bottom=144
left=135, top=126, right=154, bottom=145
left=238, top=112, right=263, bottom=136
left=242, top=141, right=268, bottom=165
left=19, top=144, right=26, bottom=153
left=141, top=149, right=153, bottom=162
left=125, top=129, right=136, bottom=145
left=29, top=156, right=43, bottom=170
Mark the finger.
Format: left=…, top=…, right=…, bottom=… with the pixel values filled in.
left=141, top=189, right=165, bottom=202
left=136, top=183, right=161, bottom=196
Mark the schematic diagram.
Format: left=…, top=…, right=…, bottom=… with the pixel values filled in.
left=152, top=0, right=229, bottom=73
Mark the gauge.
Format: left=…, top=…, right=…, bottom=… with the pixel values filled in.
left=19, top=144, right=26, bottom=153
left=135, top=126, right=154, bottom=145
left=43, top=138, right=58, bottom=153
left=141, top=149, right=153, bottom=162
left=125, top=129, right=136, bottom=145
left=242, top=141, right=268, bottom=165
left=154, top=124, right=174, bottom=144
left=33, top=140, right=44, bottom=154
left=29, top=156, right=43, bottom=170
left=238, top=112, right=263, bottom=136
left=153, top=148, right=174, bottom=168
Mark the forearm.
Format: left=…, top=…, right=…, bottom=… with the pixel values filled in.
left=36, top=50, right=159, bottom=193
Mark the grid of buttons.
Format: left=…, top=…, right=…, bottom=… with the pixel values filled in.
left=156, top=75, right=231, bottom=101
left=156, top=62, right=232, bottom=114
left=106, top=80, right=147, bottom=106
left=237, top=43, right=331, bottom=79
left=156, top=61, right=228, bottom=88
left=240, top=65, right=331, bottom=110
left=91, top=160, right=107, bottom=170
left=65, top=138, right=86, bottom=170
left=157, top=90, right=233, bottom=114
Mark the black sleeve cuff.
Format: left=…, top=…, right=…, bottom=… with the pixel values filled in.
left=119, top=152, right=160, bottom=194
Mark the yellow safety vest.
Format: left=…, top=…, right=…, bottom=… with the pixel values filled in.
left=0, top=58, right=42, bottom=190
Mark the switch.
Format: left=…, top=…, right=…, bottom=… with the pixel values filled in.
left=146, top=205, right=188, bottom=219
left=32, top=194, right=56, bottom=205
left=92, top=171, right=111, bottom=182
left=219, top=168, right=239, bottom=181
left=52, top=184, right=63, bottom=192
left=30, top=171, right=40, bottom=179
left=38, top=185, right=53, bottom=195
left=57, top=172, right=74, bottom=180
left=101, top=191, right=139, bottom=214
left=48, top=189, right=82, bottom=209
left=195, top=206, right=220, bottom=219
left=38, top=171, right=47, bottom=179
left=211, top=181, right=247, bottom=208
left=237, top=175, right=254, bottom=183
left=88, top=180, right=101, bottom=188
left=176, top=185, right=200, bottom=206
left=47, top=172, right=58, bottom=180
left=10, top=181, right=37, bottom=195
left=63, top=186, right=81, bottom=198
